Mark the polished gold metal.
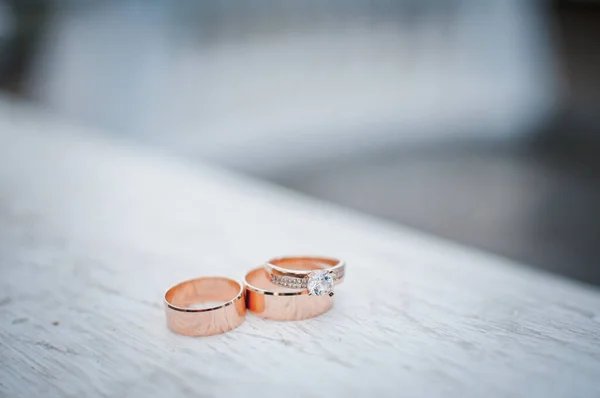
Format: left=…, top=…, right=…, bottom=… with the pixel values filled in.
left=164, top=277, right=246, bottom=336
left=264, top=256, right=345, bottom=293
left=244, top=267, right=333, bottom=320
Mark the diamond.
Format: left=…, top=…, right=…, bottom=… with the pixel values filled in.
left=307, top=270, right=334, bottom=296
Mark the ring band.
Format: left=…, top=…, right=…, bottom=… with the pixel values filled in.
left=264, top=256, right=345, bottom=296
left=164, top=277, right=246, bottom=336
left=244, top=267, right=333, bottom=320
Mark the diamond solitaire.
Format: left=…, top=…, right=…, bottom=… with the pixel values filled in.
left=306, top=270, right=334, bottom=296
left=265, top=256, right=345, bottom=297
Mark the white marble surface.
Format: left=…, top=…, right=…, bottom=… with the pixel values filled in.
left=0, top=99, right=599, bottom=397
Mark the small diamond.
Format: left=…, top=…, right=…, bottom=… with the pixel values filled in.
left=307, top=270, right=334, bottom=296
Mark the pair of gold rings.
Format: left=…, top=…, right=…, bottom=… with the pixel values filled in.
left=164, top=256, right=345, bottom=336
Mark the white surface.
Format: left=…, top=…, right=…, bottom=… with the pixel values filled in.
left=1, top=99, right=599, bottom=398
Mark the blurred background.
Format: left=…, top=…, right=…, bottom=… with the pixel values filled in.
left=0, top=0, right=598, bottom=286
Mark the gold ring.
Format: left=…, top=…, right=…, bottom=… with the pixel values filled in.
left=263, top=256, right=345, bottom=296
left=244, top=267, right=333, bottom=320
left=164, top=277, right=246, bottom=336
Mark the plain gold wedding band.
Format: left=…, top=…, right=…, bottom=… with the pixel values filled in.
left=164, top=277, right=246, bottom=336
left=244, top=267, right=333, bottom=320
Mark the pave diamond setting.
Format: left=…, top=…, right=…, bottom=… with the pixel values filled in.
left=306, top=270, right=334, bottom=296
left=269, top=266, right=344, bottom=295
